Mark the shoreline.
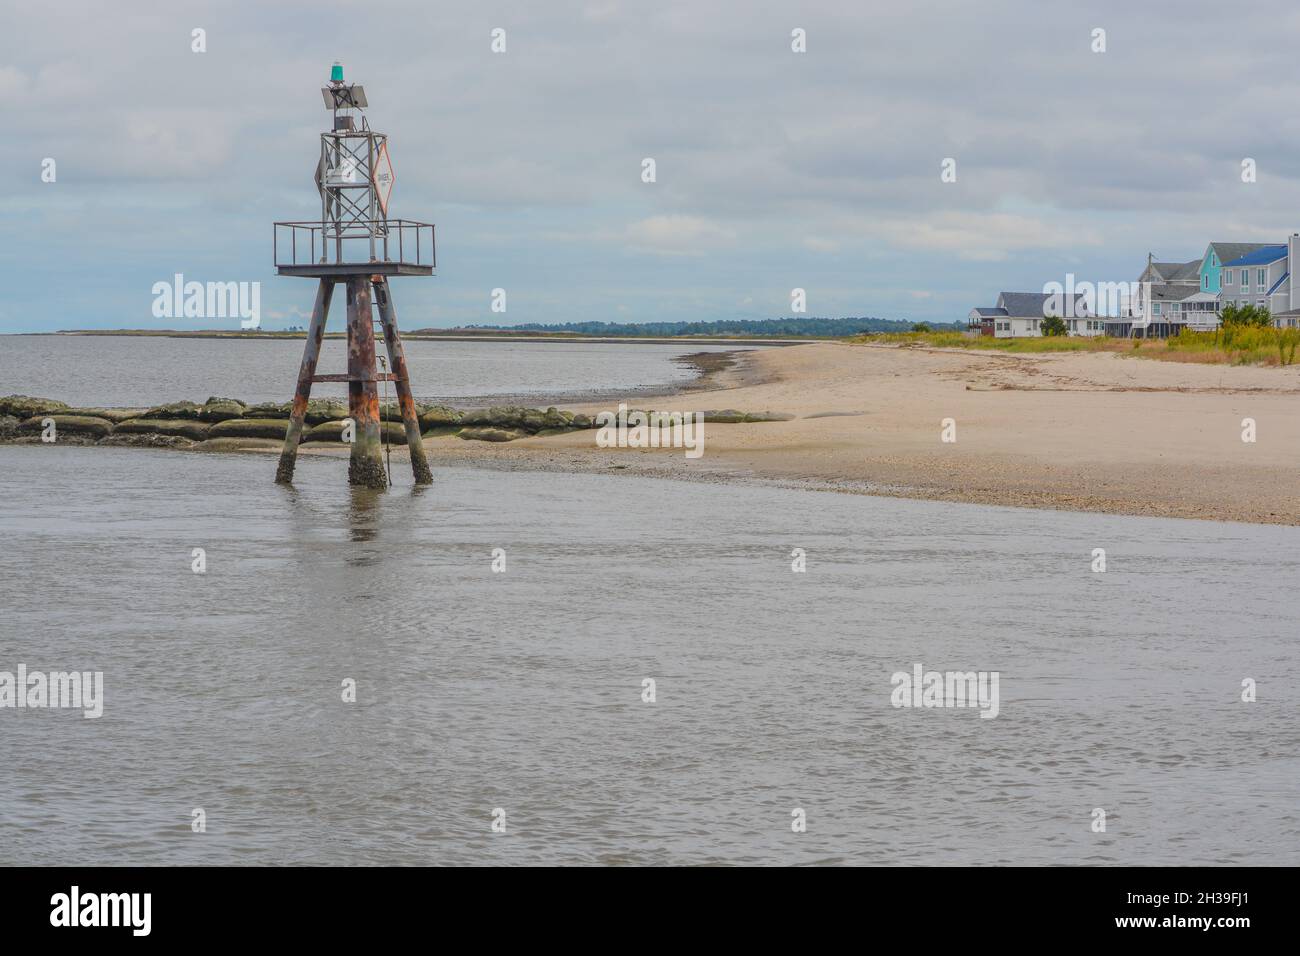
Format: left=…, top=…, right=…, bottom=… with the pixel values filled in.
left=409, top=347, right=773, bottom=409
left=0, top=335, right=775, bottom=411
left=320, top=341, right=1300, bottom=526
left=5, top=342, right=1300, bottom=525
left=17, top=329, right=819, bottom=346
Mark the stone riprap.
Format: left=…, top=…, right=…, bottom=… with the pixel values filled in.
left=0, top=394, right=792, bottom=449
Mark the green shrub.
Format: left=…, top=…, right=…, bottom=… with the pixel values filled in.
left=1040, top=315, right=1068, bottom=337
left=1220, top=303, right=1272, bottom=329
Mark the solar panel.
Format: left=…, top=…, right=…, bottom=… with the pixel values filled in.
left=321, top=85, right=368, bottom=109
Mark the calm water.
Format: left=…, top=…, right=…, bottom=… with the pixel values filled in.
left=1, top=444, right=1296, bottom=865
left=0, top=335, right=755, bottom=407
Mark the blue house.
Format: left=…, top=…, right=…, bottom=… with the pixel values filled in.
left=1197, top=242, right=1273, bottom=295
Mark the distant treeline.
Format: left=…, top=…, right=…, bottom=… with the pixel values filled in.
left=458, top=317, right=959, bottom=337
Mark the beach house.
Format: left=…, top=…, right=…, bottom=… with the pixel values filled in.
left=1269, top=235, right=1300, bottom=328
left=1109, top=255, right=1215, bottom=337
left=1219, top=233, right=1300, bottom=328
left=1111, top=243, right=1273, bottom=337
left=972, top=238, right=1300, bottom=339
left=967, top=291, right=1094, bottom=338
left=1197, top=242, right=1274, bottom=296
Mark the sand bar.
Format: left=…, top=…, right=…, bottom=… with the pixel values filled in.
left=410, top=342, right=1300, bottom=525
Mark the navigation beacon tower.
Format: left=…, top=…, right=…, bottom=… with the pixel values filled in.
left=273, top=62, right=435, bottom=489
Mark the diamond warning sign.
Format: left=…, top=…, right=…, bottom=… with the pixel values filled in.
left=371, top=141, right=395, bottom=216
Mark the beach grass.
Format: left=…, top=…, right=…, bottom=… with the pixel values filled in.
left=855, top=329, right=1300, bottom=366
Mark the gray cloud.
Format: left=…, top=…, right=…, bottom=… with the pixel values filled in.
left=3, top=0, right=1299, bottom=331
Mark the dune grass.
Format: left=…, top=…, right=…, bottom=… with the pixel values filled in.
left=1165, top=327, right=1300, bottom=366
left=853, top=328, right=1300, bottom=366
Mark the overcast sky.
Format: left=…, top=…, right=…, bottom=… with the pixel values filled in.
left=5, top=0, right=1300, bottom=332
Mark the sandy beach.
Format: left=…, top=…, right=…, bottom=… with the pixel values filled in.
left=10, top=339, right=1299, bottom=524
left=397, top=342, right=1300, bottom=525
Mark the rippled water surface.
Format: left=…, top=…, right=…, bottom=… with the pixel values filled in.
left=0, top=335, right=753, bottom=407
left=1, top=445, right=1297, bottom=865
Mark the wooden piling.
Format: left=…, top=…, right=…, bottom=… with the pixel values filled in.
left=345, top=277, right=387, bottom=489
left=372, top=276, right=433, bottom=484
left=275, top=279, right=334, bottom=484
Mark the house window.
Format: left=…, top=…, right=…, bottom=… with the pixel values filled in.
left=1225, top=271, right=1233, bottom=285
left=1258, top=299, right=1265, bottom=309
left=1203, top=274, right=1209, bottom=290
left=1258, top=268, right=1267, bottom=287
left=1153, top=303, right=1161, bottom=315
left=1242, top=269, right=1250, bottom=288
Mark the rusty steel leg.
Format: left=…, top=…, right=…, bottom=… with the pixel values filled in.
left=372, top=276, right=433, bottom=484
left=275, top=279, right=334, bottom=484
left=345, top=277, right=387, bottom=489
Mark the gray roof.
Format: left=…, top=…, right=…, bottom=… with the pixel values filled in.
left=995, top=291, right=1087, bottom=318
left=1149, top=285, right=1201, bottom=301
left=1208, top=242, right=1273, bottom=265
left=972, top=307, right=1007, bottom=317
left=1150, top=260, right=1200, bottom=282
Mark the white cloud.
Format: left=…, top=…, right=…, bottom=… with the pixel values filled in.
left=877, top=212, right=1105, bottom=262
left=802, top=237, right=840, bottom=253
left=624, top=215, right=737, bottom=255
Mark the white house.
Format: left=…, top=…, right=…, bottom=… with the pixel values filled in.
left=968, top=291, right=1097, bottom=338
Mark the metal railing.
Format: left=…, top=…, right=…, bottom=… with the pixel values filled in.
left=274, top=220, right=435, bottom=269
